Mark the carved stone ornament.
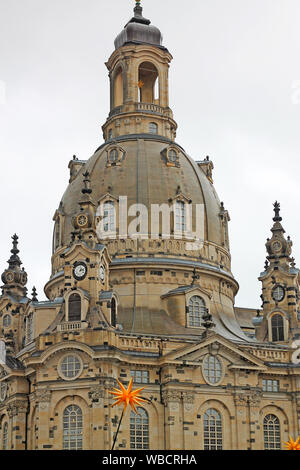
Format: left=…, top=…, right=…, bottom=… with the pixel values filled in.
left=0, top=367, right=8, bottom=379
left=162, top=390, right=181, bottom=405
left=89, top=385, right=104, bottom=402
left=36, top=388, right=51, bottom=405
left=233, top=390, right=262, bottom=407
left=182, top=392, right=195, bottom=404
left=7, top=400, right=28, bottom=417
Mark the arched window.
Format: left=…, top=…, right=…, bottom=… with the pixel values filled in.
left=3, top=315, right=11, bottom=328
left=68, top=294, right=81, bottom=322
left=138, top=62, right=159, bottom=103
left=109, top=149, right=119, bottom=163
left=114, top=67, right=123, bottom=108
left=130, top=407, right=149, bottom=450
left=271, top=314, right=284, bottom=342
left=188, top=296, right=206, bottom=328
left=169, top=149, right=177, bottom=163
left=103, top=201, right=116, bottom=232
left=111, top=298, right=117, bottom=327
left=175, top=200, right=186, bottom=233
left=263, top=414, right=281, bottom=450
left=63, top=405, right=83, bottom=450
left=204, top=409, right=222, bottom=450
left=108, top=129, right=113, bottom=140
left=149, top=122, right=158, bottom=135
left=203, top=355, right=222, bottom=385
left=2, top=422, right=8, bottom=450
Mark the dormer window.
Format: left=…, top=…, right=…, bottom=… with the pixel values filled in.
left=175, top=200, right=186, bottom=233
left=149, top=122, right=158, bottom=134
left=169, top=149, right=177, bottom=163
left=111, top=297, right=117, bottom=327
left=68, top=294, right=81, bottom=322
left=188, top=295, right=206, bottom=328
left=104, top=201, right=116, bottom=233
left=271, top=313, right=284, bottom=342
left=106, top=147, right=125, bottom=167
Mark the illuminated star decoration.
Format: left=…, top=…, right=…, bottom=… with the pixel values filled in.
left=109, top=377, right=147, bottom=414
left=284, top=436, right=300, bottom=450
left=138, top=80, right=144, bottom=89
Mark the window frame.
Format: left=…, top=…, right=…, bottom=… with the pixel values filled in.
left=130, top=370, right=150, bottom=384
left=130, top=407, right=149, bottom=450
left=271, top=313, right=285, bottom=342
left=202, top=354, right=223, bottom=386
left=263, top=414, right=281, bottom=450
left=63, top=405, right=83, bottom=450
left=188, top=295, right=206, bottom=328
left=203, top=408, right=223, bottom=450
left=59, top=354, right=83, bottom=381
left=149, top=122, right=158, bottom=135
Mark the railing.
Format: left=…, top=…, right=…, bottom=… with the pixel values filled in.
left=136, top=103, right=167, bottom=115
left=58, top=322, right=82, bottom=332
left=250, top=348, right=289, bottom=362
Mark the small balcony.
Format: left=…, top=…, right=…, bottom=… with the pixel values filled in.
left=57, top=321, right=88, bottom=332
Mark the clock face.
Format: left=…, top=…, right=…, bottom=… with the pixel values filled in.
left=5, top=272, right=14, bottom=283
left=99, top=265, right=105, bottom=283
left=272, top=285, right=285, bottom=302
left=77, top=214, right=88, bottom=227
left=272, top=241, right=282, bottom=252
left=73, top=263, right=87, bottom=281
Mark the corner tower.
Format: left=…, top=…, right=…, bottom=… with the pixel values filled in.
left=102, top=1, right=177, bottom=141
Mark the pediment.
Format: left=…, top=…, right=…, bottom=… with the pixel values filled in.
left=161, top=285, right=212, bottom=300
left=63, top=242, right=107, bottom=263
left=162, top=334, right=266, bottom=371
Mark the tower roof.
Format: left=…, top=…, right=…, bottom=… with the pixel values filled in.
left=114, top=2, right=163, bottom=50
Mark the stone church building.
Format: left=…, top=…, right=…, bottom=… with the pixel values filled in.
left=1, top=2, right=300, bottom=451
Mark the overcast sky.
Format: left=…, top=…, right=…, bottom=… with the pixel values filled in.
left=0, top=0, right=300, bottom=309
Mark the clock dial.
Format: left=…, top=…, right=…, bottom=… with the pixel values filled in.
left=272, top=285, right=285, bottom=302
left=73, top=263, right=87, bottom=280
left=272, top=241, right=282, bottom=252
left=5, top=272, right=14, bottom=283
left=99, top=265, right=105, bottom=283
left=77, top=214, right=88, bottom=227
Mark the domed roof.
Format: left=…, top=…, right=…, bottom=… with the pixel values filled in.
left=114, top=3, right=163, bottom=50
left=61, top=136, right=225, bottom=252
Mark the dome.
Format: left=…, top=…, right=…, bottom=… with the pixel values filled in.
left=114, top=3, right=163, bottom=50
left=60, top=135, right=231, bottom=273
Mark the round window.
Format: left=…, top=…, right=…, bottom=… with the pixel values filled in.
left=0, top=382, right=7, bottom=402
left=60, top=355, right=82, bottom=381
left=203, top=355, right=223, bottom=385
left=272, top=285, right=285, bottom=302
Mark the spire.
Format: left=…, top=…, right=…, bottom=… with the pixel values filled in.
left=265, top=202, right=293, bottom=267
left=31, top=286, right=38, bottom=302
left=7, top=234, right=22, bottom=270
left=1, top=235, right=28, bottom=298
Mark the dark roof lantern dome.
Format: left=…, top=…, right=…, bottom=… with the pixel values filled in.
left=114, top=2, right=163, bottom=50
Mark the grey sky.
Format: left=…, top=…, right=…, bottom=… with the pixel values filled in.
left=0, top=0, right=300, bottom=308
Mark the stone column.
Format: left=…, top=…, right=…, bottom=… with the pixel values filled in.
left=233, top=392, right=248, bottom=450
left=89, top=384, right=105, bottom=450
left=181, top=392, right=195, bottom=450
left=35, top=388, right=52, bottom=450
left=162, top=390, right=182, bottom=450
left=247, top=390, right=263, bottom=451
left=7, top=399, right=28, bottom=450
